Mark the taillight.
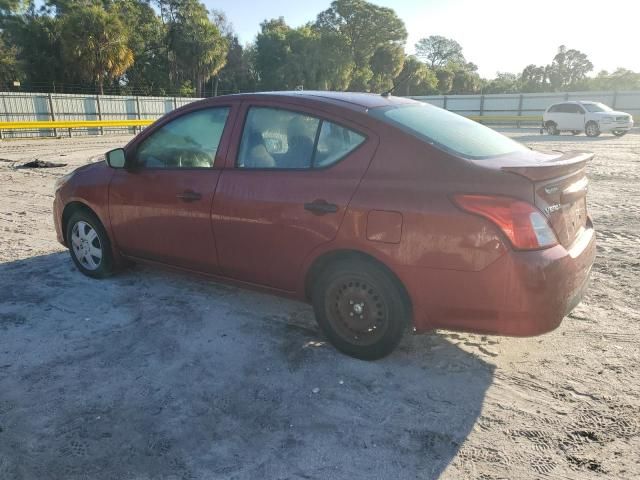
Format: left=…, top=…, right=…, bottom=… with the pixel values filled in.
left=453, top=194, right=558, bottom=250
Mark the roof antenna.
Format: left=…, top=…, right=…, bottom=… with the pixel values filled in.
left=381, top=71, right=415, bottom=97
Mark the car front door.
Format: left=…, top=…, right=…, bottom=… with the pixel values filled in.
left=211, top=102, right=378, bottom=292
left=570, top=104, right=586, bottom=130
left=109, top=104, right=237, bottom=272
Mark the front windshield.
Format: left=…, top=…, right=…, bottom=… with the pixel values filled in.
left=370, top=103, right=528, bottom=159
left=582, top=102, right=613, bottom=113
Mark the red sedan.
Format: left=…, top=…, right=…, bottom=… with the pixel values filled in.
left=53, top=92, right=595, bottom=359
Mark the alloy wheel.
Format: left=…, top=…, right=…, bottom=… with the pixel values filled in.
left=71, top=220, right=103, bottom=271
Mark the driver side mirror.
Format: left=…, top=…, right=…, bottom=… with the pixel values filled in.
left=106, top=148, right=126, bottom=169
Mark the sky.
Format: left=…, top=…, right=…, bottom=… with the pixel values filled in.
left=203, top=0, right=640, bottom=78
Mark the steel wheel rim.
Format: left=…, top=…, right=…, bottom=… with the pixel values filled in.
left=71, top=221, right=102, bottom=271
left=586, top=124, right=597, bottom=136
left=547, top=125, right=556, bottom=135
left=325, top=274, right=390, bottom=346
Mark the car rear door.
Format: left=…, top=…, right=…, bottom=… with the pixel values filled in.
left=108, top=103, right=238, bottom=273
left=211, top=101, right=378, bottom=291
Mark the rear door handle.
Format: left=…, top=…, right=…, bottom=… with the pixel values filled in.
left=304, top=199, right=338, bottom=215
left=176, top=190, right=202, bottom=202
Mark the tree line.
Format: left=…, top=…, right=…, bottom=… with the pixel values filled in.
left=1, top=0, right=639, bottom=97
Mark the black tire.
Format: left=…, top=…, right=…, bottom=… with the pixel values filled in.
left=585, top=121, right=601, bottom=137
left=311, top=258, right=409, bottom=360
left=612, top=130, right=627, bottom=137
left=545, top=121, right=559, bottom=135
left=66, top=209, right=114, bottom=278
left=571, top=130, right=581, bottom=135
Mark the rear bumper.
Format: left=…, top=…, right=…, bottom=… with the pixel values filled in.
left=402, top=221, right=596, bottom=336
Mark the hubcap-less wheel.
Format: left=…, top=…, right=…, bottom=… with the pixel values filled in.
left=71, top=220, right=103, bottom=271
left=546, top=123, right=559, bottom=135
left=586, top=122, right=599, bottom=137
left=325, top=275, right=390, bottom=347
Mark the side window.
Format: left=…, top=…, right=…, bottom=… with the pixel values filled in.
left=556, top=104, right=570, bottom=113
left=136, top=107, right=230, bottom=169
left=548, top=104, right=559, bottom=113
left=315, top=121, right=366, bottom=168
left=574, top=104, right=585, bottom=114
left=238, top=107, right=320, bottom=169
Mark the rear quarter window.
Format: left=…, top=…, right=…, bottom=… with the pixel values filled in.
left=370, top=104, right=528, bottom=160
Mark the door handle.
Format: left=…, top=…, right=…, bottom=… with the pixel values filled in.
left=176, top=190, right=202, bottom=202
left=304, top=199, right=338, bottom=215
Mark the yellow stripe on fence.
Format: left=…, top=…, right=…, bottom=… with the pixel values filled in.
left=0, top=119, right=155, bottom=130
left=1, top=114, right=636, bottom=130
left=467, top=115, right=542, bottom=122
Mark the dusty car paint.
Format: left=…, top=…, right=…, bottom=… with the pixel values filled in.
left=54, top=92, right=596, bottom=337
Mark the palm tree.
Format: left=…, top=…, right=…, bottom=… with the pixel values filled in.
left=61, top=6, right=134, bottom=94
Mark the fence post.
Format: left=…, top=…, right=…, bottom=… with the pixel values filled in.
left=173, top=97, right=178, bottom=111
left=135, top=96, right=142, bottom=134
left=517, top=94, right=524, bottom=128
left=612, top=90, right=618, bottom=110
left=479, top=94, right=485, bottom=122
left=443, top=95, right=448, bottom=110
left=47, top=93, right=59, bottom=138
left=96, top=94, right=103, bottom=135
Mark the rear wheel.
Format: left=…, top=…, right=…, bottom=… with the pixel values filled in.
left=612, top=130, right=627, bottom=137
left=585, top=121, right=600, bottom=137
left=66, top=210, right=114, bottom=278
left=545, top=121, right=559, bottom=135
left=312, top=259, right=409, bottom=360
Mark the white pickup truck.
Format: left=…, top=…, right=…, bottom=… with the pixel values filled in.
left=542, top=101, right=633, bottom=137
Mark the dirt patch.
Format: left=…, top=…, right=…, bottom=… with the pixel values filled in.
left=0, top=130, right=639, bottom=479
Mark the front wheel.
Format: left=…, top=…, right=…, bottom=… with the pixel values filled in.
left=585, top=121, right=601, bottom=137
left=545, top=122, right=559, bottom=135
left=612, top=130, right=627, bottom=137
left=312, top=259, right=409, bottom=360
left=66, top=210, right=114, bottom=278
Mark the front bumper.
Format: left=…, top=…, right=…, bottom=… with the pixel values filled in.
left=401, top=222, right=596, bottom=336
left=599, top=121, right=633, bottom=132
left=53, top=190, right=66, bottom=247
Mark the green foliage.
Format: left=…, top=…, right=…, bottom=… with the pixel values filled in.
left=60, top=5, right=134, bottom=94
left=1, top=0, right=639, bottom=96
left=393, top=56, right=438, bottom=96
left=0, top=34, right=23, bottom=84
left=159, top=0, right=227, bottom=97
left=546, top=45, right=593, bottom=90
left=315, top=0, right=406, bottom=91
left=415, top=35, right=465, bottom=69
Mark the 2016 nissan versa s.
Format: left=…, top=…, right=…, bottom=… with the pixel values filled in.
left=53, top=92, right=596, bottom=359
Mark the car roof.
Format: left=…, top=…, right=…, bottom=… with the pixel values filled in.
left=218, top=91, right=417, bottom=112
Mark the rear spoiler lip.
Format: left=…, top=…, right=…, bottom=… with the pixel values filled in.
left=501, top=151, right=594, bottom=181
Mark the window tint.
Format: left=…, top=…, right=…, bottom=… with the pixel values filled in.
left=370, top=104, right=528, bottom=160
left=315, top=121, right=365, bottom=168
left=136, top=107, right=230, bottom=169
left=238, top=107, right=320, bottom=169
left=548, top=104, right=560, bottom=113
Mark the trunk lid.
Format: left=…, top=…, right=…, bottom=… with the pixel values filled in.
left=501, top=151, right=593, bottom=247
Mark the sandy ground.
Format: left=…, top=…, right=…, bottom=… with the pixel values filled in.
left=0, top=129, right=639, bottom=480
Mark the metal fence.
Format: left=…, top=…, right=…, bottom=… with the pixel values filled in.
left=1, top=90, right=639, bottom=139
left=410, top=90, right=640, bottom=123
left=0, top=92, right=201, bottom=139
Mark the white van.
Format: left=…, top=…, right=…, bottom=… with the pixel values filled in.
left=542, top=101, right=633, bottom=137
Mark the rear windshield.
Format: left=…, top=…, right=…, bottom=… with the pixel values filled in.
left=369, top=103, right=528, bottom=159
